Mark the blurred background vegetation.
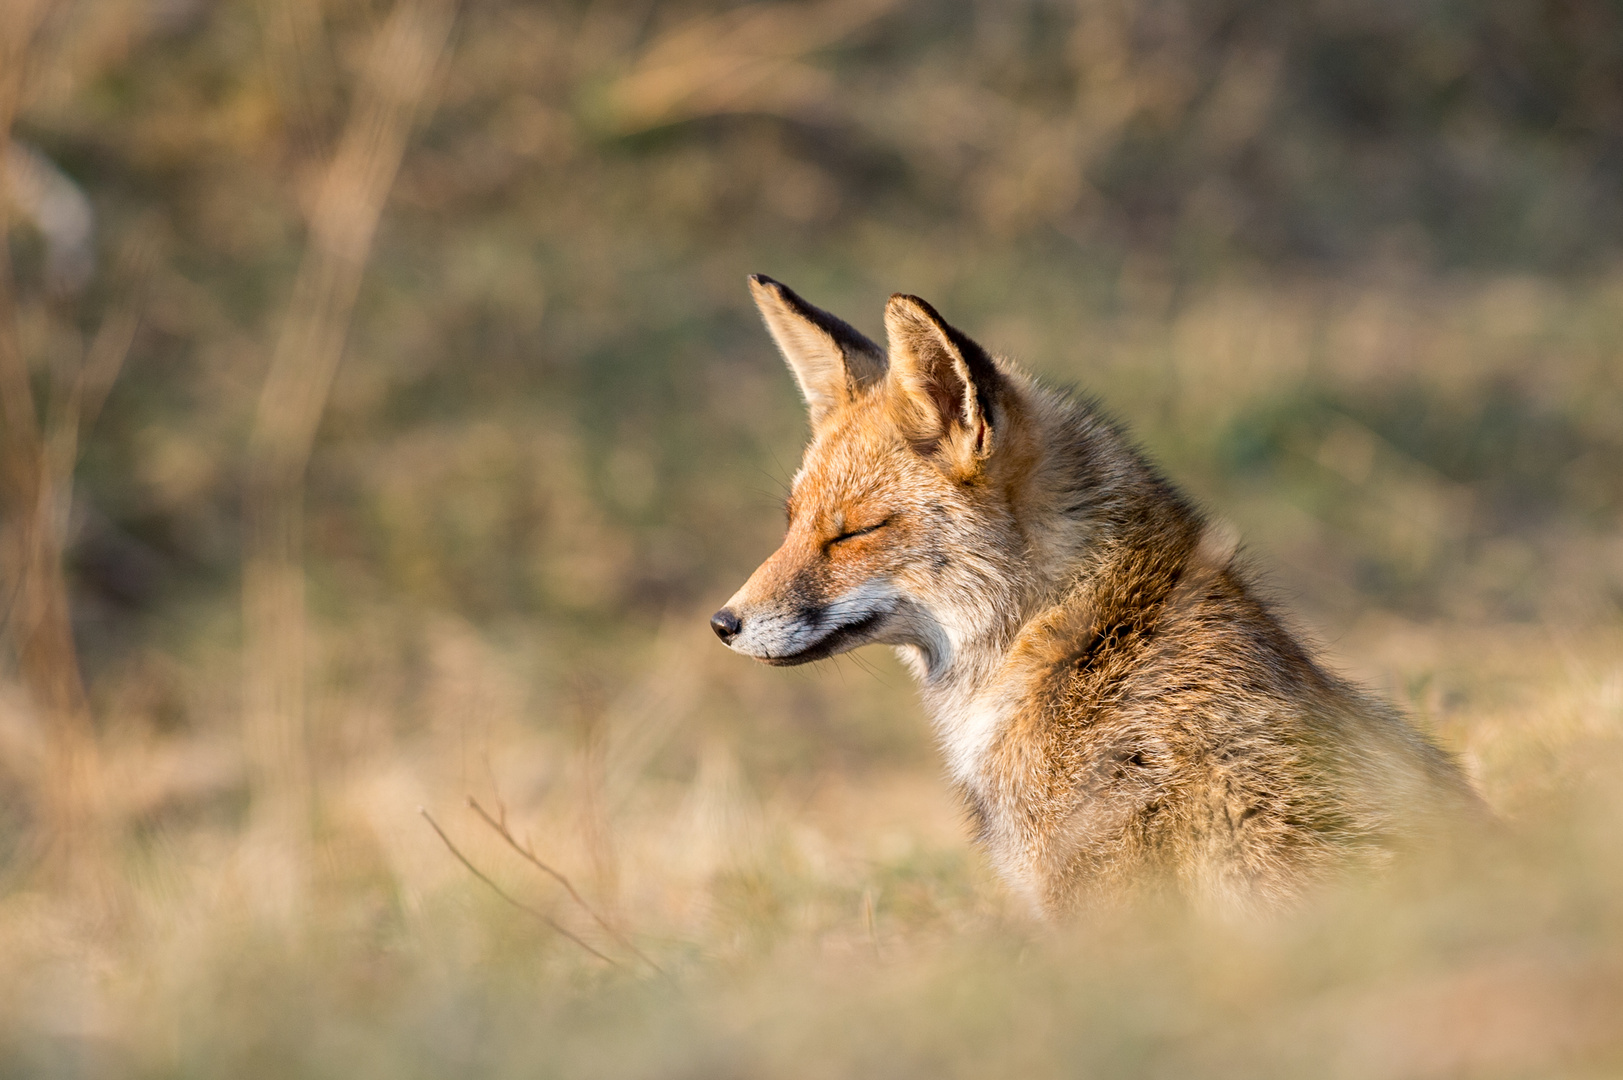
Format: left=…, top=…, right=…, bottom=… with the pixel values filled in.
left=1, top=0, right=1622, bottom=1075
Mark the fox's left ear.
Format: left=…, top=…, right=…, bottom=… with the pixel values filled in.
left=884, top=294, right=1002, bottom=465
left=749, top=275, right=886, bottom=426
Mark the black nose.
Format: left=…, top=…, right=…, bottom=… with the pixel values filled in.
left=710, top=608, right=742, bottom=643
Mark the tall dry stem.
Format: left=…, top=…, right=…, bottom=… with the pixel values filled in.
left=573, top=679, right=621, bottom=912
left=0, top=0, right=118, bottom=897
left=241, top=0, right=454, bottom=912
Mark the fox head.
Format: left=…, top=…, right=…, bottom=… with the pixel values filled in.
left=712, top=276, right=1060, bottom=682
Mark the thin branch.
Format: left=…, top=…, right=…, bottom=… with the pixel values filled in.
left=418, top=807, right=618, bottom=967
left=467, top=796, right=665, bottom=975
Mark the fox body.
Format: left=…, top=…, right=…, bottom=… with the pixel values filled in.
left=713, top=275, right=1479, bottom=917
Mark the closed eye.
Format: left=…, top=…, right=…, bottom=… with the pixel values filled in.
left=831, top=518, right=890, bottom=545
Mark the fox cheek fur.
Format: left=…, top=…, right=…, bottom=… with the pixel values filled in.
left=712, top=273, right=1484, bottom=918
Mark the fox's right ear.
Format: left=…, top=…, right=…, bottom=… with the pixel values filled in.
left=883, top=294, right=1002, bottom=467
left=749, top=275, right=886, bottom=426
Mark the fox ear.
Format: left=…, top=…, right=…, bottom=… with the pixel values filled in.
left=883, top=294, right=1001, bottom=463
left=749, top=275, right=886, bottom=426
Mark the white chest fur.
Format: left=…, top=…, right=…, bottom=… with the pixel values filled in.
left=926, top=680, right=1014, bottom=788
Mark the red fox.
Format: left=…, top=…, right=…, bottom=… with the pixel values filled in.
left=712, top=275, right=1482, bottom=918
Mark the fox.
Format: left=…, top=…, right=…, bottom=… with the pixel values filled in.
left=711, top=274, right=1483, bottom=918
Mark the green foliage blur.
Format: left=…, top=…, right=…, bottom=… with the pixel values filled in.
left=23, top=0, right=1620, bottom=673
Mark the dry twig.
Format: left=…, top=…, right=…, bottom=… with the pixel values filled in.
left=468, top=796, right=664, bottom=974
left=418, top=807, right=619, bottom=967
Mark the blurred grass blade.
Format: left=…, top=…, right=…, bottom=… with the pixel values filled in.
left=241, top=0, right=455, bottom=920
left=598, top=0, right=901, bottom=133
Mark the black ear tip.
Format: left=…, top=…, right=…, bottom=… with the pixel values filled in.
left=748, top=273, right=780, bottom=290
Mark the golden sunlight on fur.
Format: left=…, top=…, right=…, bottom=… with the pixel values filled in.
left=715, top=277, right=1484, bottom=918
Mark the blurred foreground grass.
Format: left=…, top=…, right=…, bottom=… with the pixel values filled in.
left=1, top=0, right=1622, bottom=1075
left=2, top=616, right=1623, bottom=1078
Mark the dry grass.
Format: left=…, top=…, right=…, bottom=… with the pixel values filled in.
left=1, top=616, right=1622, bottom=1077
